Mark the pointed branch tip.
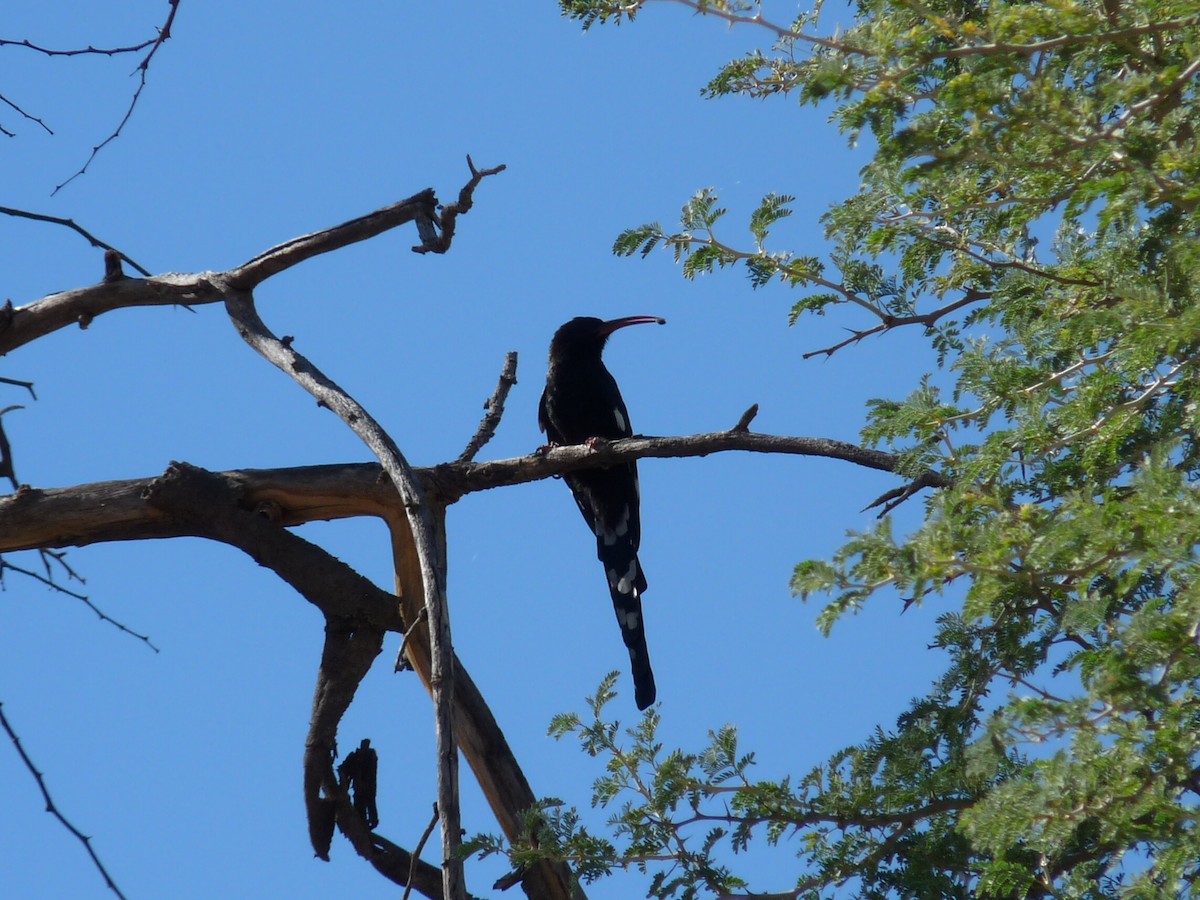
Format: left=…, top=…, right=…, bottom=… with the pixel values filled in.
left=731, top=403, right=759, bottom=432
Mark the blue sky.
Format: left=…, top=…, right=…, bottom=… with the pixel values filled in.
left=1, top=3, right=952, bottom=897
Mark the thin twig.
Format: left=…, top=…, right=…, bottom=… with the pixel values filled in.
left=0, top=207, right=151, bottom=276
left=803, top=291, right=987, bottom=360
left=0, top=702, right=129, bottom=899
left=0, top=552, right=159, bottom=650
left=0, top=35, right=160, bottom=56
left=457, top=352, right=518, bottom=463
left=53, top=0, right=181, bottom=194
left=402, top=804, right=441, bottom=900
left=0, top=92, right=53, bottom=134
left=0, top=377, right=36, bottom=399
left=395, top=607, right=429, bottom=672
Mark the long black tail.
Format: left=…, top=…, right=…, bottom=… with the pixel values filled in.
left=605, top=558, right=656, bottom=710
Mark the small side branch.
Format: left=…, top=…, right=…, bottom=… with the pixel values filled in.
left=863, top=471, right=947, bottom=516
left=457, top=352, right=519, bottom=463
left=0, top=93, right=53, bottom=135
left=803, top=290, right=987, bottom=360
left=53, top=0, right=182, bottom=195
left=412, top=156, right=507, bottom=255
left=730, top=403, right=759, bottom=433
left=0, top=376, right=37, bottom=399
left=0, top=701, right=128, bottom=899
left=0, top=207, right=151, bottom=276
left=402, top=804, right=442, bottom=900
left=0, top=549, right=159, bottom=651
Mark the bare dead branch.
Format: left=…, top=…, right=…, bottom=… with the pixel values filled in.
left=0, top=273, right=222, bottom=356
left=142, top=461, right=406, bottom=627
left=0, top=701, right=129, bottom=899
left=130, top=460, right=574, bottom=899
left=219, top=289, right=466, bottom=900
left=0, top=429, right=947, bottom=556
left=53, top=0, right=182, bottom=195
left=1, top=183, right=495, bottom=356
left=227, top=190, right=438, bottom=289
left=458, top=352, right=519, bottom=463
left=0, top=206, right=151, bottom=276
left=432, top=429, right=948, bottom=503
left=412, top=156, right=508, bottom=255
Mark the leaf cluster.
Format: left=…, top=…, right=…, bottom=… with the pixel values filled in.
left=547, top=0, right=1200, bottom=895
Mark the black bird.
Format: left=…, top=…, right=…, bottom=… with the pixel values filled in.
left=539, top=315, right=665, bottom=710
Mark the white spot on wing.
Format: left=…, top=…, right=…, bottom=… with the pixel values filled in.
left=613, top=407, right=626, bottom=432
left=621, top=609, right=641, bottom=631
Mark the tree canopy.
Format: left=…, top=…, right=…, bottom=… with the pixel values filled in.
left=471, top=1, right=1200, bottom=896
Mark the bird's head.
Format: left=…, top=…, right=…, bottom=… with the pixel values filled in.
left=549, top=315, right=666, bottom=364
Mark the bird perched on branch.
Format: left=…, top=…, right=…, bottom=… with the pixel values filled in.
left=539, top=315, right=665, bottom=710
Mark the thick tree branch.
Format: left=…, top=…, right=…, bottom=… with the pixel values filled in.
left=0, top=430, right=945, bottom=555
left=128, top=460, right=576, bottom=899
left=226, top=190, right=438, bottom=289
left=0, top=423, right=928, bottom=898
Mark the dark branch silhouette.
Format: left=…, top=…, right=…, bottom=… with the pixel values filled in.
left=53, top=0, right=182, bottom=194
left=0, top=208, right=152, bottom=276
left=0, top=93, right=52, bottom=135
left=0, top=701, right=128, bottom=899
left=0, top=548, right=159, bottom=650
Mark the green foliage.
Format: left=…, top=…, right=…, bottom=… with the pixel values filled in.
left=512, top=0, right=1200, bottom=896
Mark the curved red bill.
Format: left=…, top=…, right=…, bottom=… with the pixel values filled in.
left=598, top=315, right=667, bottom=336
